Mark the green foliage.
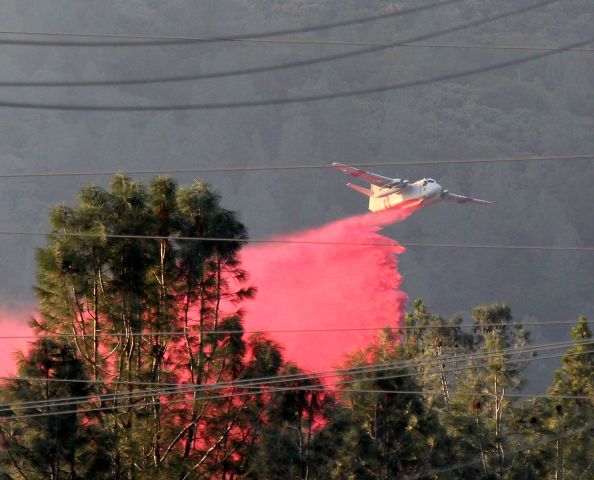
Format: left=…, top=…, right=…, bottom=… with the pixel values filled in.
left=321, top=330, right=449, bottom=479
left=2, top=176, right=264, bottom=479
left=0, top=339, right=112, bottom=479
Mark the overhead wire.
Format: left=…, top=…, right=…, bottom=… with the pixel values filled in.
left=4, top=337, right=586, bottom=390
left=1, top=37, right=590, bottom=54
left=0, top=319, right=590, bottom=339
left=4, top=369, right=593, bottom=423
left=0, top=154, right=593, bottom=179
left=0, top=0, right=467, bottom=47
left=6, top=337, right=590, bottom=388
left=0, top=6, right=588, bottom=460
left=0, top=0, right=565, bottom=88
left=0, top=229, right=592, bottom=253
left=2, top=343, right=591, bottom=416
left=1, top=29, right=592, bottom=111
left=10, top=36, right=594, bottom=52
left=2, top=338, right=591, bottom=416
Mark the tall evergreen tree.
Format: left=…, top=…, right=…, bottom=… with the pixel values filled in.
left=5, top=176, right=260, bottom=478
left=0, top=339, right=112, bottom=479
left=400, top=299, right=474, bottom=409
left=545, top=316, right=594, bottom=480
left=243, top=355, right=339, bottom=480
left=447, top=304, right=529, bottom=479
left=512, top=317, right=594, bottom=480
left=324, top=330, right=449, bottom=479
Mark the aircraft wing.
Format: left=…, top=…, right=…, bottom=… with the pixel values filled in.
left=332, top=162, right=397, bottom=187
left=442, top=191, right=493, bottom=205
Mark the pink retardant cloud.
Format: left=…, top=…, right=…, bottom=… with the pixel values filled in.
left=0, top=309, right=34, bottom=377
left=0, top=206, right=418, bottom=379
left=240, top=205, right=418, bottom=374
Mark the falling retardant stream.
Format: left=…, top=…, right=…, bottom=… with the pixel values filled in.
left=240, top=204, right=419, bottom=373
left=0, top=205, right=418, bottom=378
left=0, top=309, right=35, bottom=377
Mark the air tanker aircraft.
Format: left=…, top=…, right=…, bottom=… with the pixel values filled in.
left=333, top=163, right=492, bottom=212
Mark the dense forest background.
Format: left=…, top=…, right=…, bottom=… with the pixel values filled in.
left=0, top=1, right=592, bottom=363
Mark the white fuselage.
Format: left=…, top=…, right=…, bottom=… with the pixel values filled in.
left=368, top=178, right=441, bottom=212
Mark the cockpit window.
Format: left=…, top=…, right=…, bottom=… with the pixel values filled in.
left=427, top=179, right=435, bottom=183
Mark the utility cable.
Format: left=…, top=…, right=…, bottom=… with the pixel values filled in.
left=3, top=344, right=590, bottom=415
left=1, top=37, right=590, bottom=54
left=0, top=0, right=563, bottom=88
left=3, top=338, right=590, bottom=414
left=0, top=154, right=593, bottom=178
left=4, top=337, right=585, bottom=389
left=7, top=338, right=591, bottom=418
left=2, top=26, right=592, bottom=111
left=0, top=229, right=592, bottom=253
left=0, top=0, right=466, bottom=47
left=3, top=371, right=593, bottom=423
left=1, top=319, right=590, bottom=339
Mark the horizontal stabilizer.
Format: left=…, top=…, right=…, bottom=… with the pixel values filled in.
left=346, top=183, right=373, bottom=197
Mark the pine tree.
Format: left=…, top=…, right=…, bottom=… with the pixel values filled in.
left=244, top=365, right=335, bottom=480
left=401, top=299, right=474, bottom=409
left=447, top=304, right=530, bottom=479
left=323, top=329, right=449, bottom=479
left=545, top=316, right=594, bottom=480
left=0, top=339, right=112, bottom=479
left=7, top=176, right=258, bottom=478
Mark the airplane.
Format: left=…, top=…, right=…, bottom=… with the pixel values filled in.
left=333, top=162, right=492, bottom=212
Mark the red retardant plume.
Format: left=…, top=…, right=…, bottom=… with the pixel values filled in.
left=239, top=205, right=419, bottom=373
left=0, top=206, right=418, bottom=379
left=0, top=310, right=34, bottom=377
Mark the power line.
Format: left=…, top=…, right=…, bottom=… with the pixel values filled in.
left=3, top=37, right=592, bottom=54
left=0, top=0, right=565, bottom=88
left=1, top=154, right=593, bottom=179
left=12, top=343, right=594, bottom=418
left=4, top=372, right=593, bottom=423
left=3, top=346, right=590, bottom=415
left=0, top=229, right=592, bottom=253
left=0, top=0, right=564, bottom=95
left=12, top=345, right=580, bottom=468
left=2, top=329, right=590, bottom=428
left=4, top=338, right=589, bottom=390
left=2, top=319, right=590, bottom=340
left=1, top=33, right=590, bottom=111
left=5, top=383, right=593, bottom=423
left=4, top=338, right=580, bottom=394
left=325, top=389, right=594, bottom=401
left=0, top=0, right=466, bottom=47
left=0, top=328, right=578, bottom=416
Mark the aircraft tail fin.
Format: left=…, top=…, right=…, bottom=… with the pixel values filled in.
left=346, top=183, right=373, bottom=197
